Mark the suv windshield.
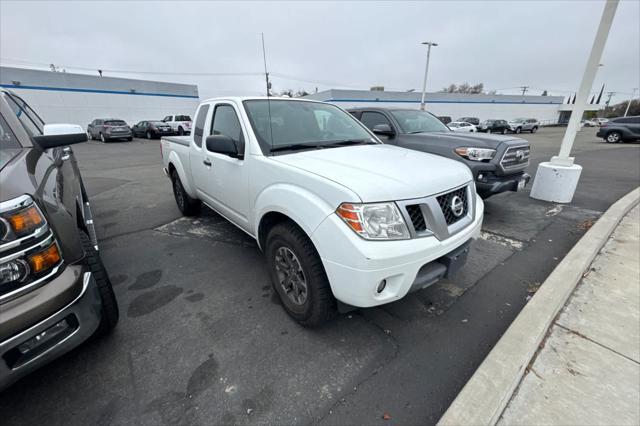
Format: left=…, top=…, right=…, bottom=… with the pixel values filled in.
left=104, top=120, right=127, bottom=126
left=390, top=110, right=450, bottom=133
left=243, top=99, right=376, bottom=154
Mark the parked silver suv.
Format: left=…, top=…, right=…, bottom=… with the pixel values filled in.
left=508, top=118, right=539, bottom=134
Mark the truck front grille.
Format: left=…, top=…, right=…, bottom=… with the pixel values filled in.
left=436, top=187, right=469, bottom=226
left=406, top=205, right=427, bottom=232
left=501, top=146, right=530, bottom=170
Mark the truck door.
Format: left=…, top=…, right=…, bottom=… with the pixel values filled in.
left=199, top=102, right=250, bottom=231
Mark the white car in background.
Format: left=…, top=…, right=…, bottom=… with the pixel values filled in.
left=162, top=114, right=192, bottom=135
left=448, top=121, right=476, bottom=132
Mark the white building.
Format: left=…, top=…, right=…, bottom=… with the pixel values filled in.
left=304, top=89, right=599, bottom=124
left=0, top=66, right=199, bottom=127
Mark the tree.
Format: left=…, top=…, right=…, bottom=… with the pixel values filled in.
left=440, top=82, right=485, bottom=94
left=602, top=99, right=640, bottom=118
left=278, top=89, right=310, bottom=97
left=541, top=90, right=548, bottom=96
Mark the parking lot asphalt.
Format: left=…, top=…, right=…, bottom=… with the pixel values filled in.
left=1, top=128, right=639, bottom=426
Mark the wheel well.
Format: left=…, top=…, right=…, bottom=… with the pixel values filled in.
left=168, top=162, right=177, bottom=176
left=258, top=212, right=298, bottom=249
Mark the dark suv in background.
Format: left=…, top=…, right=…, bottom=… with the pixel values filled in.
left=0, top=90, right=119, bottom=390
left=477, top=119, right=510, bottom=134
left=87, top=118, right=132, bottom=142
left=349, top=107, right=531, bottom=198
left=596, top=116, right=640, bottom=143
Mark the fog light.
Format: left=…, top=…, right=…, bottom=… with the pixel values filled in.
left=17, top=318, right=71, bottom=355
left=376, top=279, right=387, bottom=294
left=477, top=173, right=484, bottom=181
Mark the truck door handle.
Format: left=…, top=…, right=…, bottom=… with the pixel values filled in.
left=203, top=159, right=212, bottom=167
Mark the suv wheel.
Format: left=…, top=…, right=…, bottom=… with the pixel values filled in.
left=79, top=232, right=119, bottom=335
left=266, top=222, right=336, bottom=326
left=178, top=126, right=184, bottom=135
left=171, top=170, right=201, bottom=215
left=515, top=127, right=522, bottom=134
left=487, top=128, right=492, bottom=134
left=100, top=133, right=107, bottom=143
left=531, top=126, right=538, bottom=133
left=606, top=131, right=621, bottom=143
left=501, top=128, right=507, bottom=134
left=146, top=131, right=152, bottom=140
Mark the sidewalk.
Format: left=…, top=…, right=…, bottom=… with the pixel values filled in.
left=498, top=205, right=640, bottom=425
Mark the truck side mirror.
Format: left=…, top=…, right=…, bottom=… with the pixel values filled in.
left=372, top=124, right=395, bottom=137
left=206, top=135, right=243, bottom=159
left=33, top=124, right=88, bottom=150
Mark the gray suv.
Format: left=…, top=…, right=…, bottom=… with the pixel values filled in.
left=87, top=118, right=132, bottom=142
left=596, top=116, right=640, bottom=143
left=508, top=118, right=539, bottom=134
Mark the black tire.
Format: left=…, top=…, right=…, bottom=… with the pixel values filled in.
left=531, top=126, right=538, bottom=133
left=606, top=131, right=621, bottom=143
left=178, top=126, right=184, bottom=135
left=487, top=128, right=492, bottom=134
left=171, top=170, right=201, bottom=216
left=265, top=221, right=336, bottom=327
left=515, top=127, right=521, bottom=134
left=79, top=232, right=119, bottom=335
left=126, top=137, right=132, bottom=141
left=501, top=128, right=507, bottom=134
left=146, top=131, right=152, bottom=140
left=100, top=133, right=107, bottom=143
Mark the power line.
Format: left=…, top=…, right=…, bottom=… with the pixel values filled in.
left=520, top=85, right=529, bottom=96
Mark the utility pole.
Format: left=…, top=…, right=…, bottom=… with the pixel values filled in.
left=520, top=85, right=529, bottom=96
left=531, top=0, right=618, bottom=203
left=623, top=88, right=638, bottom=117
left=420, top=41, right=438, bottom=111
left=604, top=91, right=615, bottom=113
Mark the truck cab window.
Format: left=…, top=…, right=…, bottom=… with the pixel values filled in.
left=360, top=112, right=392, bottom=131
left=193, top=105, right=209, bottom=148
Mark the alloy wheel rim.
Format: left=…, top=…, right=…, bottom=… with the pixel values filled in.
left=274, top=246, right=307, bottom=305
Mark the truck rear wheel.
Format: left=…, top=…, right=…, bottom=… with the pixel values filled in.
left=80, top=232, right=119, bottom=335
left=265, top=221, right=336, bottom=326
left=171, top=170, right=201, bottom=216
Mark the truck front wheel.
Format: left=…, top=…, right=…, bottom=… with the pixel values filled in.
left=266, top=221, right=336, bottom=326
left=171, top=170, right=201, bottom=216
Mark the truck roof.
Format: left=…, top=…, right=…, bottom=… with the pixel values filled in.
left=200, top=96, right=321, bottom=104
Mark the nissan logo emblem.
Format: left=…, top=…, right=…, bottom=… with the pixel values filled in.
left=450, top=196, right=464, bottom=217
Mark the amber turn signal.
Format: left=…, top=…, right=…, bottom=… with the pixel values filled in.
left=6, top=205, right=45, bottom=237
left=28, top=243, right=61, bottom=274
left=336, top=203, right=363, bottom=233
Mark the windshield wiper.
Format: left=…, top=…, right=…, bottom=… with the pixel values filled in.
left=269, top=143, right=323, bottom=153
left=322, top=139, right=377, bottom=147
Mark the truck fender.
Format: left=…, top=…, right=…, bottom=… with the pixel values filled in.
left=166, top=150, right=197, bottom=198
left=254, top=184, right=335, bottom=250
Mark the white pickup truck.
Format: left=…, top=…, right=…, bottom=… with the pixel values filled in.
left=162, top=114, right=192, bottom=135
left=161, top=97, right=483, bottom=326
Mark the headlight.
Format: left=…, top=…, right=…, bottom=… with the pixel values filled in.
left=336, top=202, right=410, bottom=240
left=455, top=147, right=496, bottom=162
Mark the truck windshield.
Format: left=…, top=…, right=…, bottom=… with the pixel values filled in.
left=390, top=110, right=450, bottom=134
left=243, top=99, right=376, bottom=154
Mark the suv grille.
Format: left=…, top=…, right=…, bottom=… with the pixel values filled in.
left=436, top=187, right=469, bottom=225
left=406, top=205, right=426, bottom=232
left=501, top=146, right=530, bottom=170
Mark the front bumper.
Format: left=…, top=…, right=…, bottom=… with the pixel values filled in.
left=0, top=272, right=102, bottom=390
left=311, top=198, right=483, bottom=308
left=476, top=172, right=531, bottom=197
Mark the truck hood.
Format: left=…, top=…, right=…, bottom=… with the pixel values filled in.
left=271, top=144, right=472, bottom=202
left=406, top=131, right=524, bottom=149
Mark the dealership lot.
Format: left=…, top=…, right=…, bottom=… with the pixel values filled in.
left=1, top=127, right=639, bottom=425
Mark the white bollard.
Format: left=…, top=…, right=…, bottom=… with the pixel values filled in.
left=530, top=160, right=583, bottom=203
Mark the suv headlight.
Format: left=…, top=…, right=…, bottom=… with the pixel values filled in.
left=455, top=147, right=496, bottom=162
left=336, top=202, right=410, bottom=240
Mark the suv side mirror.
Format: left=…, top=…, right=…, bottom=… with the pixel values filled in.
left=372, top=124, right=395, bottom=136
left=33, top=124, right=88, bottom=149
left=206, top=135, right=243, bottom=159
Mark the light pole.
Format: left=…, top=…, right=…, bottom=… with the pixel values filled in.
left=420, top=41, right=438, bottom=111
left=624, top=88, right=638, bottom=117
left=530, top=0, right=619, bottom=203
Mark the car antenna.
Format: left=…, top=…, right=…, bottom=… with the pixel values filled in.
left=261, top=33, right=274, bottom=152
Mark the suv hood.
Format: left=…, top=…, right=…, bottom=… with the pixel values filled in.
left=272, top=144, right=472, bottom=202
left=406, top=132, right=525, bottom=149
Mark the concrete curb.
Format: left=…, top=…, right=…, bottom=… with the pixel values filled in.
left=437, top=187, right=640, bottom=426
